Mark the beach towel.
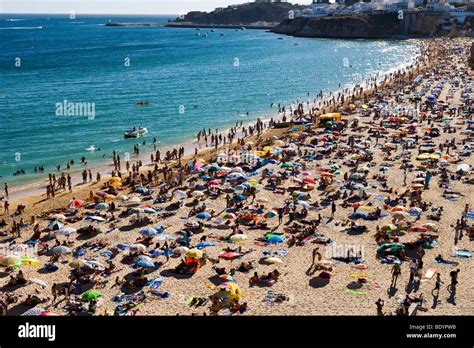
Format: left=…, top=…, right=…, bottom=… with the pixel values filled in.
left=454, top=249, right=471, bottom=258
left=351, top=272, right=368, bottom=278
left=346, top=288, right=367, bottom=295
left=435, top=258, right=459, bottom=266
left=421, top=269, right=437, bottom=281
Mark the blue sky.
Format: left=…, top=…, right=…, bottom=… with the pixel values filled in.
left=2, top=0, right=312, bottom=15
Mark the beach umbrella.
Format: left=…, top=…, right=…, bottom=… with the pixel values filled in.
left=84, top=215, right=106, bottom=222
left=195, top=241, right=215, bottom=249
left=50, top=214, right=67, bottom=221
left=21, top=257, right=40, bottom=267
left=81, top=290, right=102, bottom=301
left=303, top=177, right=316, bottom=184
left=408, top=225, right=428, bottom=233
left=280, top=162, right=293, bottom=168
left=191, top=190, right=205, bottom=197
left=173, top=190, right=187, bottom=200
left=59, top=227, right=77, bottom=236
left=136, top=186, right=150, bottom=194
left=0, top=255, right=21, bottom=267
left=128, top=196, right=142, bottom=204
left=264, top=210, right=277, bottom=219
left=129, top=244, right=147, bottom=253
left=86, top=261, right=106, bottom=271
left=267, top=235, right=284, bottom=244
left=230, top=234, right=248, bottom=242
left=21, top=308, right=48, bottom=316
left=381, top=224, right=397, bottom=232
left=262, top=257, right=284, bottom=265
left=219, top=252, right=244, bottom=260
left=48, top=220, right=64, bottom=231
left=30, top=278, right=48, bottom=288
left=69, top=259, right=88, bottom=268
left=173, top=246, right=189, bottom=255
left=196, top=212, right=211, bottom=219
left=69, top=199, right=85, bottom=208
left=208, top=180, right=220, bottom=186
left=135, top=255, right=155, bottom=268
left=219, top=274, right=236, bottom=282
left=390, top=206, right=408, bottom=212
left=408, top=207, right=422, bottom=216
left=223, top=213, right=236, bottom=220
left=109, top=177, right=122, bottom=187
left=320, top=172, right=334, bottom=177
left=185, top=248, right=204, bottom=259
left=457, top=163, right=471, bottom=172
left=95, top=203, right=109, bottom=210
left=350, top=173, right=364, bottom=180
left=422, top=223, right=438, bottom=232
left=50, top=246, right=71, bottom=255
left=233, top=194, right=246, bottom=202
left=392, top=212, right=409, bottom=220
left=297, top=201, right=311, bottom=209
left=139, top=228, right=158, bottom=237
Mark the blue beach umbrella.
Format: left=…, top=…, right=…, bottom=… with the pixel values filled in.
left=267, top=235, right=285, bottom=244
left=48, top=220, right=64, bottom=231
left=233, top=194, right=246, bottom=202
left=196, top=212, right=212, bottom=219
left=134, top=255, right=155, bottom=268
left=139, top=228, right=158, bottom=237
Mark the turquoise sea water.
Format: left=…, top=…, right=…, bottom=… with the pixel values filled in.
left=0, top=14, right=419, bottom=189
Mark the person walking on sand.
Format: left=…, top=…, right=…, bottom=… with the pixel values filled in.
left=312, top=247, right=322, bottom=264
left=375, top=298, right=384, bottom=316
left=331, top=202, right=336, bottom=218
left=448, top=269, right=460, bottom=292
left=51, top=283, right=58, bottom=303
left=3, top=200, right=9, bottom=214
left=4, top=183, right=8, bottom=198
left=432, top=273, right=443, bottom=297
left=391, top=263, right=401, bottom=287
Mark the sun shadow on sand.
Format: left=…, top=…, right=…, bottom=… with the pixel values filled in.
left=7, top=303, right=33, bottom=316
left=309, top=276, right=330, bottom=288
left=160, top=269, right=193, bottom=280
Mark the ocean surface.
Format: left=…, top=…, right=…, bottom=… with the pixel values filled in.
left=0, top=14, right=420, bottom=190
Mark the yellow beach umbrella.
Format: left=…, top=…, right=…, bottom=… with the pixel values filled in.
left=185, top=248, right=204, bottom=259
left=21, top=257, right=40, bottom=267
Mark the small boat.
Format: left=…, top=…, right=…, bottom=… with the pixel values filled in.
left=135, top=101, right=151, bottom=105
left=210, top=29, right=215, bottom=32
left=196, top=32, right=201, bottom=36
left=86, top=145, right=97, bottom=151
left=124, top=127, right=148, bottom=139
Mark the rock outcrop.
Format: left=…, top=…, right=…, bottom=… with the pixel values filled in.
left=273, top=12, right=450, bottom=39
left=173, top=2, right=303, bottom=26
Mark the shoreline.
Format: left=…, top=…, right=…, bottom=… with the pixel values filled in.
left=4, top=40, right=422, bottom=202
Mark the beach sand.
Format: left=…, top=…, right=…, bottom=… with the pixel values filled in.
left=0, top=38, right=472, bottom=316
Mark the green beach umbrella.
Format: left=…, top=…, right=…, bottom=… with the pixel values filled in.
left=81, top=290, right=102, bottom=301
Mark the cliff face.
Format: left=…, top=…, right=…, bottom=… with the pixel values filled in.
left=273, top=12, right=450, bottom=39
left=175, top=3, right=302, bottom=25
left=274, top=14, right=402, bottom=39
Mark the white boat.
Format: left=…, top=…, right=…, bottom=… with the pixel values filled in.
left=86, top=145, right=97, bottom=151
left=124, top=127, right=148, bottom=139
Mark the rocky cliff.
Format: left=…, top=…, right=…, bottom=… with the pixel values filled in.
left=173, top=2, right=303, bottom=25
left=273, top=12, right=450, bottom=39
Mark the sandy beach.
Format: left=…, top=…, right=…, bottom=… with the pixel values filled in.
left=0, top=37, right=472, bottom=317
